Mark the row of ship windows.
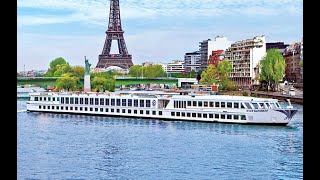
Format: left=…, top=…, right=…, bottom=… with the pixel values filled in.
left=34, top=97, right=152, bottom=107
left=38, top=105, right=162, bottom=115
left=174, top=100, right=281, bottom=109
left=170, top=111, right=246, bottom=120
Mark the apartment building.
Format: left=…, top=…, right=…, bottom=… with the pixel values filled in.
left=184, top=51, right=201, bottom=73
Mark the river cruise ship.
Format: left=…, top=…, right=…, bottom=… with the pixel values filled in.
left=26, top=91, right=298, bottom=126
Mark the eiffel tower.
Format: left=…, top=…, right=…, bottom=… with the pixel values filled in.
left=96, top=0, right=133, bottom=69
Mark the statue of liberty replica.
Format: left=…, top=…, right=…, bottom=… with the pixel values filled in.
left=84, top=56, right=91, bottom=92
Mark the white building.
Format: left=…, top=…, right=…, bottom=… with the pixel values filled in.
left=225, top=35, right=266, bottom=89
left=163, top=60, right=185, bottom=73
left=184, top=51, right=201, bottom=73
left=199, top=36, right=233, bottom=70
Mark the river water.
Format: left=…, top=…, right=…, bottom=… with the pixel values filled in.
left=17, top=99, right=303, bottom=179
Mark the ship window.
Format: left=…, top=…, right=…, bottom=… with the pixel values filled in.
left=95, top=108, right=98, bottom=112
left=134, top=99, right=138, bottom=107
left=35, top=97, right=39, bottom=101
left=57, top=106, right=59, bottom=110
left=48, top=106, right=50, bottom=109
left=241, top=115, right=246, bottom=120
left=176, top=112, right=180, bottom=116
left=80, top=98, right=83, bottom=104
left=48, top=97, right=51, bottom=101
left=204, top=101, right=208, bottom=107
left=179, top=101, right=181, bottom=108
left=171, top=112, right=175, bottom=116
left=269, top=103, right=275, bottom=108
left=174, top=101, right=177, bottom=108
left=44, top=97, right=47, bottom=101
left=203, top=114, right=207, bottom=118
left=265, top=103, right=271, bottom=108
left=187, top=113, right=190, bottom=117
left=146, top=110, right=150, bottom=115
left=111, top=109, right=114, bottom=113
left=43, top=106, right=46, bottom=109
left=234, top=102, right=239, bottom=108
left=94, top=98, right=98, bottom=105
left=146, top=100, right=151, bottom=107
left=100, top=98, right=104, bottom=105
left=90, top=98, right=94, bottom=105
left=52, top=106, right=54, bottom=109
left=227, top=115, right=232, bottom=119
left=60, top=97, right=63, bottom=103
left=241, top=103, right=245, bottom=109
left=183, top=101, right=186, bottom=108
left=65, top=97, right=69, bottom=104
left=209, top=102, right=214, bottom=107
left=117, top=109, right=120, bottom=113
left=85, top=107, right=87, bottom=111
left=221, top=114, right=225, bottom=119
left=182, top=112, right=185, bottom=117
left=85, top=98, right=88, bottom=105
left=159, top=111, right=162, bottom=115
left=134, top=110, right=137, bottom=114
left=140, top=100, right=144, bottom=107
left=60, top=106, right=63, bottom=110
left=234, top=115, right=239, bottom=120
left=111, top=99, right=115, bottom=106
left=227, top=102, right=232, bottom=108
left=105, top=108, right=108, bottom=112
left=40, top=97, right=42, bottom=101
left=106, top=98, right=110, bottom=105
left=122, top=109, right=125, bottom=113
left=193, top=101, right=197, bottom=106
left=90, top=107, right=93, bottom=111
left=215, top=114, right=219, bottom=119
left=252, top=103, right=259, bottom=109
left=152, top=111, right=156, bottom=115
left=192, top=113, right=196, bottom=117
left=116, top=99, right=120, bottom=106
left=209, top=114, right=213, bottom=118
left=75, top=107, right=78, bottom=111
left=75, top=98, right=78, bottom=104
left=80, top=107, right=83, bottom=111
left=128, top=109, right=131, bottom=113
left=140, top=110, right=143, bottom=114
left=221, top=102, right=225, bottom=108
left=128, top=99, right=132, bottom=106
left=70, top=107, right=73, bottom=110
left=198, top=101, right=202, bottom=107
left=57, top=97, right=60, bottom=101
left=215, top=102, right=220, bottom=108
left=39, top=105, right=41, bottom=109
left=244, top=103, right=252, bottom=109
left=187, top=101, right=191, bottom=106
left=65, top=106, right=67, bottom=110
left=53, top=97, right=55, bottom=101
left=197, top=113, right=202, bottom=118
left=275, top=102, right=281, bottom=108
left=122, top=99, right=126, bottom=106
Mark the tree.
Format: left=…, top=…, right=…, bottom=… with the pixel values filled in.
left=91, top=76, right=115, bottom=92
left=217, top=59, right=232, bottom=79
left=53, top=64, right=73, bottom=77
left=56, top=73, right=79, bottom=91
left=260, top=48, right=286, bottom=91
left=45, top=57, right=67, bottom=77
left=143, top=65, right=166, bottom=78
left=200, top=64, right=218, bottom=85
left=299, top=59, right=303, bottom=68
left=190, top=69, right=196, bottom=78
left=128, top=65, right=143, bottom=77
left=72, top=66, right=86, bottom=78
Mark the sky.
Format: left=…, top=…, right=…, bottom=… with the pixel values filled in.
left=17, top=0, right=303, bottom=71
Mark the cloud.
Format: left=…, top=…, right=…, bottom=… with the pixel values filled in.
left=17, top=0, right=303, bottom=26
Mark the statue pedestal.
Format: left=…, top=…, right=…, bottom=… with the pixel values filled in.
left=84, top=74, right=91, bottom=92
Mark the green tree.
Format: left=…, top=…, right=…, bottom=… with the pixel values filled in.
left=129, top=65, right=143, bottom=77
left=143, top=65, right=166, bottom=78
left=190, top=69, right=196, bottom=78
left=91, top=76, right=115, bottom=92
left=260, top=48, right=286, bottom=91
left=45, top=57, right=67, bottom=77
left=299, top=59, right=303, bottom=68
left=200, top=64, right=218, bottom=85
left=56, top=73, right=79, bottom=91
left=217, top=59, right=232, bottom=79
left=72, top=66, right=86, bottom=78
left=53, top=64, right=73, bottom=77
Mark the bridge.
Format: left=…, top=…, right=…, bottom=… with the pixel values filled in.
left=17, top=77, right=179, bottom=87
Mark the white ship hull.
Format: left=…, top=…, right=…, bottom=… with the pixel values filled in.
left=26, top=91, right=297, bottom=126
